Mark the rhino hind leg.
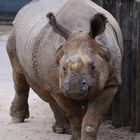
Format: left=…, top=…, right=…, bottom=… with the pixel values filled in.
left=7, top=31, right=30, bottom=123
left=10, top=71, right=30, bottom=123
left=50, top=103, right=71, bottom=134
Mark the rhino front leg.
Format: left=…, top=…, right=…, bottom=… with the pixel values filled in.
left=50, top=103, right=71, bottom=134
left=52, top=94, right=85, bottom=140
left=7, top=31, right=30, bottom=123
left=81, top=86, right=118, bottom=140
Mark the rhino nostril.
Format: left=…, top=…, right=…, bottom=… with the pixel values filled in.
left=64, top=82, right=69, bottom=92
left=81, top=81, right=89, bottom=92
left=82, top=82, right=86, bottom=85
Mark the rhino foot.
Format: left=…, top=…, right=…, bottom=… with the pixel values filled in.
left=52, top=122, right=71, bottom=134
left=12, top=116, right=25, bottom=123
left=11, top=112, right=29, bottom=123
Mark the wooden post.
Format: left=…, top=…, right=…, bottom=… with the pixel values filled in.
left=131, top=0, right=140, bottom=132
left=103, top=0, right=116, bottom=17
left=92, top=0, right=103, bottom=6
left=112, top=0, right=134, bottom=127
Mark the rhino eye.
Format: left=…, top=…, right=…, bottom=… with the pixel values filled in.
left=63, top=66, right=66, bottom=71
left=63, top=66, right=68, bottom=76
left=91, top=64, right=95, bottom=71
left=89, top=62, right=95, bottom=71
left=88, top=62, right=96, bottom=76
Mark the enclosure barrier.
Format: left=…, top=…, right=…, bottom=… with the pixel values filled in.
left=93, top=0, right=140, bottom=132
left=131, top=0, right=140, bottom=132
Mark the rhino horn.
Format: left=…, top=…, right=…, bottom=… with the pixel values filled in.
left=89, top=13, right=107, bottom=39
left=47, top=13, right=71, bottom=40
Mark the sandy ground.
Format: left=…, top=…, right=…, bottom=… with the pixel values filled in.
left=0, top=25, right=140, bottom=140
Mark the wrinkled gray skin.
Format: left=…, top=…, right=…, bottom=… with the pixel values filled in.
left=7, top=0, right=123, bottom=139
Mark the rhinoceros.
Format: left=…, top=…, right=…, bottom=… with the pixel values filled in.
left=7, top=0, right=123, bottom=139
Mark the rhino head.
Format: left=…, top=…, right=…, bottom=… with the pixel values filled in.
left=47, top=13, right=111, bottom=100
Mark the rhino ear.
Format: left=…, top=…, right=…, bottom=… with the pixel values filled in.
left=47, top=13, right=71, bottom=40
left=96, top=45, right=110, bottom=62
left=89, top=13, right=107, bottom=39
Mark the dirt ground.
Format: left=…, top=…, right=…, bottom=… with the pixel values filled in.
left=0, top=25, right=140, bottom=140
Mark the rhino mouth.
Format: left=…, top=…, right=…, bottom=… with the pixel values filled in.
left=63, top=88, right=89, bottom=100
left=64, top=93, right=88, bottom=100
left=62, top=79, right=93, bottom=100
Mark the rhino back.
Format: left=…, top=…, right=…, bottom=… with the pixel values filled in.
left=13, top=0, right=123, bottom=91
